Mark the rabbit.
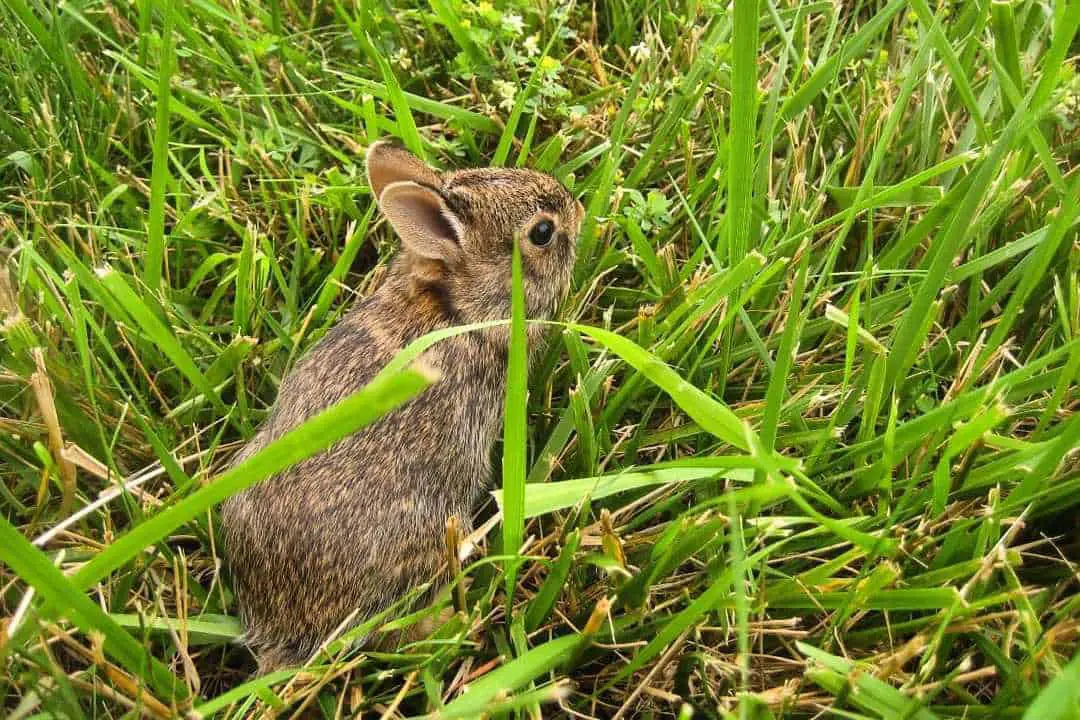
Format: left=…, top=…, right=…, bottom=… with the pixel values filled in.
left=220, top=141, right=583, bottom=673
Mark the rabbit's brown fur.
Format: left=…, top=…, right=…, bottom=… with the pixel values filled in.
left=221, top=142, right=582, bottom=672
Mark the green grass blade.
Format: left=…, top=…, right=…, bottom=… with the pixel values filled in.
left=760, top=253, right=808, bottom=451
left=109, top=612, right=242, bottom=645
left=1022, top=649, right=1080, bottom=720
left=502, top=237, right=528, bottom=603
left=495, top=464, right=762, bottom=518
left=728, top=494, right=750, bottom=709
left=726, top=0, right=760, bottom=262
left=144, top=0, right=174, bottom=292
left=435, top=633, right=579, bottom=718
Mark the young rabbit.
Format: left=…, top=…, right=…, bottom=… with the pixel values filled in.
left=221, top=141, right=583, bottom=672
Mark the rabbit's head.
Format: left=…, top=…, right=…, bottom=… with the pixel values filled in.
left=366, top=141, right=582, bottom=325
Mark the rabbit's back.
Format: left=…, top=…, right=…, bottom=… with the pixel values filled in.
left=222, top=283, right=505, bottom=668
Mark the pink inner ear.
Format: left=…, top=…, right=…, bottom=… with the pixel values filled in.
left=380, top=181, right=462, bottom=261
left=412, top=198, right=459, bottom=243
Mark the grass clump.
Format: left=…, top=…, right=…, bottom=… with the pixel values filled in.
left=2, top=0, right=1079, bottom=717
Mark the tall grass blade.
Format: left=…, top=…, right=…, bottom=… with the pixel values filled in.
left=502, top=238, right=528, bottom=603
left=144, top=0, right=174, bottom=292
left=726, top=0, right=760, bottom=262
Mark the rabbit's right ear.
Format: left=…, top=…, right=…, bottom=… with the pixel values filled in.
left=366, top=141, right=440, bottom=200
left=378, top=181, right=463, bottom=261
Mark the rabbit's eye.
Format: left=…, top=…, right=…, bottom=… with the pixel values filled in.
left=529, top=220, right=555, bottom=247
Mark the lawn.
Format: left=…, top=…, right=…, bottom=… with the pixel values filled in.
left=2, top=0, right=1079, bottom=717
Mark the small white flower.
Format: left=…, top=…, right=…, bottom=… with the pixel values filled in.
left=522, top=34, right=540, bottom=56
left=493, top=79, right=517, bottom=111
left=502, top=13, right=525, bottom=36
left=392, top=48, right=412, bottom=70
left=629, top=42, right=651, bottom=62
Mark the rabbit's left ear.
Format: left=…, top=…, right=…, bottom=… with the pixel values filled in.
left=378, top=181, right=463, bottom=261
left=366, top=141, right=440, bottom=200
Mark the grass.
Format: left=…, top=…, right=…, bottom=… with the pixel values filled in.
left=1, top=0, right=1079, bottom=717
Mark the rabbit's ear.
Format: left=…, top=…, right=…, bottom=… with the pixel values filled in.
left=366, top=141, right=440, bottom=200
left=379, top=181, right=463, bottom=260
